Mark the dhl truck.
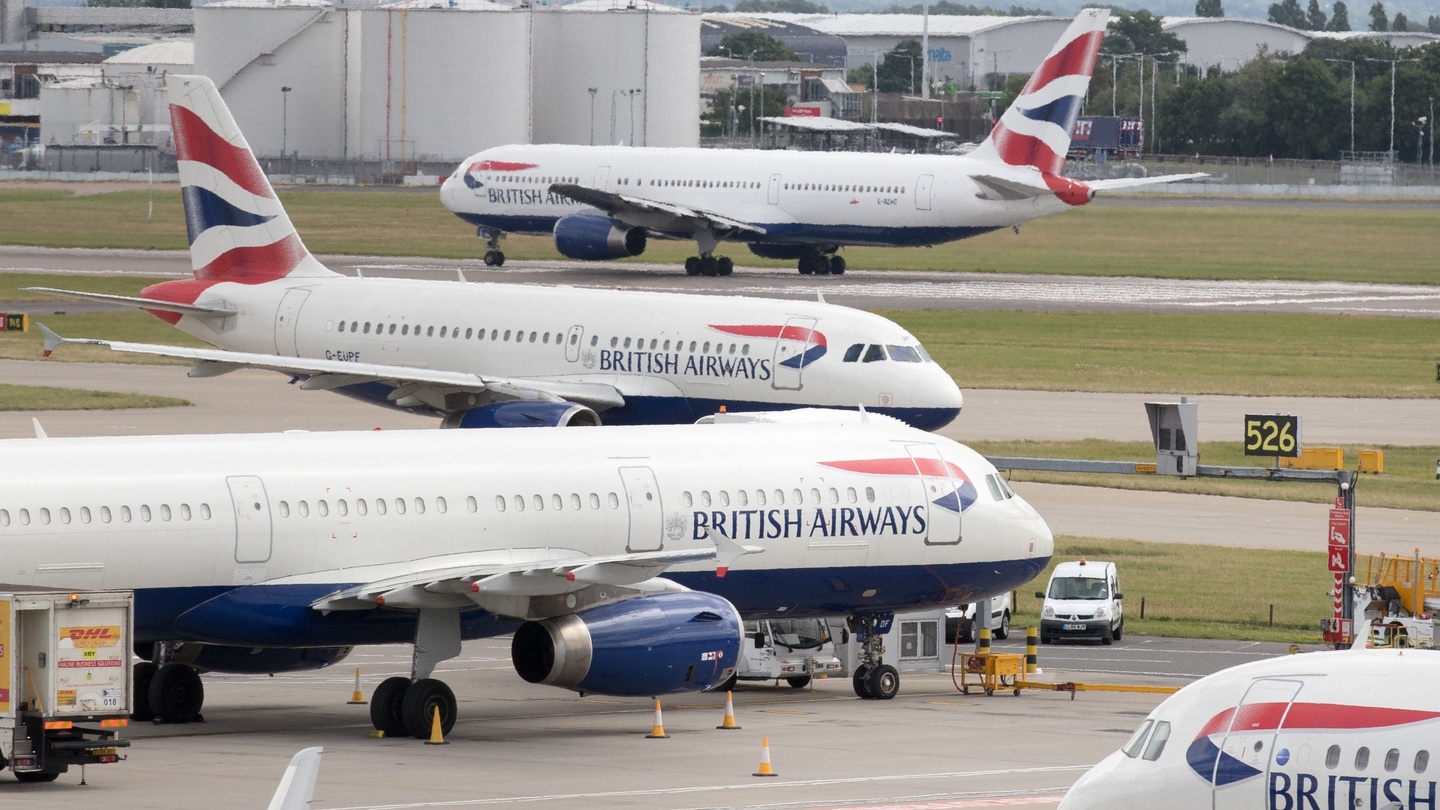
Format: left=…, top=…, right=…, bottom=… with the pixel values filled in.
left=1, top=588, right=132, bottom=783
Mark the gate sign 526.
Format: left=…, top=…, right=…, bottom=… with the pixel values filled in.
left=1243, top=414, right=1302, bottom=457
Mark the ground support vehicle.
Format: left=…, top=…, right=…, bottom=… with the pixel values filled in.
left=725, top=618, right=844, bottom=690
left=958, top=651, right=1024, bottom=696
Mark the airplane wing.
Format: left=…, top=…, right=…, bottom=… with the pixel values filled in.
left=25, top=286, right=237, bottom=318
left=267, top=748, right=323, bottom=810
left=1085, top=173, right=1209, bottom=192
left=309, top=531, right=763, bottom=621
left=38, top=325, right=626, bottom=413
left=550, top=183, right=766, bottom=240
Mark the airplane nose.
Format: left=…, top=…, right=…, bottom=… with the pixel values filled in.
left=908, top=368, right=964, bottom=428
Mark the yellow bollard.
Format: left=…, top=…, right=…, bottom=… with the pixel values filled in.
left=646, top=699, right=669, bottom=738
left=347, top=667, right=367, bottom=705
left=424, top=706, right=448, bottom=745
left=753, top=736, right=778, bottom=777
left=1026, top=626, right=1040, bottom=675
left=978, top=624, right=991, bottom=654
left=717, top=691, right=741, bottom=730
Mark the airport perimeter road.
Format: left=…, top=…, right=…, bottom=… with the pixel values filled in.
left=6, top=244, right=1440, bottom=317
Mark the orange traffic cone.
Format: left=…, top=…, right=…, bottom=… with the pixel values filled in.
left=646, top=699, right=669, bottom=738
left=347, top=667, right=367, bottom=705
left=425, top=706, right=448, bottom=745
left=716, top=691, right=741, bottom=729
left=753, top=736, right=778, bottom=777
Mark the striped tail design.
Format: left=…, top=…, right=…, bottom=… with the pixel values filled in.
left=971, top=9, right=1109, bottom=175
left=167, top=74, right=334, bottom=282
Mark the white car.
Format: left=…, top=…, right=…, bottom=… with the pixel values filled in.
left=945, top=592, right=1012, bottom=643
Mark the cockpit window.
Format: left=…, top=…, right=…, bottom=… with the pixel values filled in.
left=1142, top=721, right=1171, bottom=761
left=863, top=345, right=886, bottom=363
left=887, top=345, right=922, bottom=363
left=985, top=475, right=1004, bottom=501
left=916, top=344, right=933, bottom=362
left=843, top=344, right=863, bottom=363
left=1122, top=720, right=1154, bottom=758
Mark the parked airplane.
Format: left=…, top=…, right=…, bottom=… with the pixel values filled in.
left=31, top=74, right=963, bottom=432
left=440, top=9, right=1203, bottom=276
left=1058, top=647, right=1440, bottom=810
left=0, top=410, right=1053, bottom=736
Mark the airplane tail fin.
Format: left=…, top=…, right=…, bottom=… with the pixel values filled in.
left=969, top=8, right=1109, bottom=176
left=167, top=74, right=335, bottom=282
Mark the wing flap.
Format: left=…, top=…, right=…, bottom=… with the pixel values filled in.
left=550, top=183, right=765, bottom=238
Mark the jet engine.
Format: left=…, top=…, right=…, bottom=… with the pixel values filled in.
left=553, top=213, right=647, bottom=261
left=511, top=591, right=742, bottom=696
left=441, top=401, right=601, bottom=429
left=148, top=642, right=354, bottom=674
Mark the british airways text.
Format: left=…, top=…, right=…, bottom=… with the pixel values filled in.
left=486, top=188, right=583, bottom=207
left=601, top=350, right=773, bottom=381
left=693, top=506, right=927, bottom=541
left=1270, top=772, right=1437, bottom=810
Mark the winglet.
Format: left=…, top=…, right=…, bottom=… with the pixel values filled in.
left=31, top=418, right=47, bottom=439
left=703, top=527, right=763, bottom=578
left=267, top=747, right=324, bottom=810
left=38, top=322, right=63, bottom=358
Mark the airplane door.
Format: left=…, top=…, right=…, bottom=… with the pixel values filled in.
left=274, top=288, right=310, bottom=356
left=565, top=325, right=584, bottom=363
left=770, top=316, right=818, bottom=391
left=915, top=174, right=935, bottom=211
left=593, top=165, right=611, bottom=191
left=906, top=443, right=961, bottom=545
left=768, top=173, right=782, bottom=204
left=227, top=475, right=273, bottom=564
left=1209, top=678, right=1303, bottom=810
left=619, top=466, right=663, bottom=552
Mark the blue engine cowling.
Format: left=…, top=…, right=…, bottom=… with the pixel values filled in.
left=511, top=591, right=741, bottom=696
left=167, top=643, right=353, bottom=674
left=553, top=213, right=647, bottom=261
left=747, top=243, right=838, bottom=260
left=441, top=401, right=601, bottom=429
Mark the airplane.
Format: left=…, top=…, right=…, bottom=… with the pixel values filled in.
left=268, top=748, right=322, bottom=810
left=439, top=9, right=1204, bottom=277
left=0, top=409, right=1053, bottom=736
left=1057, top=647, right=1440, bottom=810
left=30, top=74, right=963, bottom=432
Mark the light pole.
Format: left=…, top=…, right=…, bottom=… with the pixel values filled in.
left=280, top=86, right=292, bottom=157
left=1323, top=58, right=1355, bottom=154
left=626, top=88, right=640, bottom=146
left=1364, top=57, right=1417, bottom=160
left=610, top=89, right=619, bottom=145
left=587, top=87, right=597, bottom=145
left=1415, top=117, right=1427, bottom=165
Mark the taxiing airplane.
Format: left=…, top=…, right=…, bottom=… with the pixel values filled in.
left=0, top=410, right=1052, bottom=736
left=440, top=9, right=1203, bottom=277
left=1059, top=647, right=1440, bottom=810
left=32, top=75, right=963, bottom=432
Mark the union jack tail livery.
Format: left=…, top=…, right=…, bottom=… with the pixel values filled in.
left=971, top=8, right=1108, bottom=176
left=168, top=74, right=335, bottom=283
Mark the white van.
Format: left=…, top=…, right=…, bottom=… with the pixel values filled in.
left=945, top=592, right=1012, bottom=643
left=1036, top=560, right=1123, bottom=645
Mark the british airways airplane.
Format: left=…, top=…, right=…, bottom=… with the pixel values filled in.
left=0, top=410, right=1052, bottom=736
left=1059, top=647, right=1440, bottom=810
left=32, top=74, right=962, bottom=431
left=440, top=9, right=1202, bottom=276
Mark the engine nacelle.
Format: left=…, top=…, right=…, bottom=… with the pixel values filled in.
left=441, top=401, right=601, bottom=429
left=164, top=643, right=353, bottom=674
left=746, top=243, right=837, bottom=260
left=511, top=592, right=741, bottom=696
left=553, top=213, right=647, bottom=261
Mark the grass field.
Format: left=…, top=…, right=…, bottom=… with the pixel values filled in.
left=1012, top=537, right=1328, bottom=643
left=3, top=184, right=1440, bottom=283
left=0, top=383, right=185, bottom=411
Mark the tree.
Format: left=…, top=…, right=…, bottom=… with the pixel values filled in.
left=706, top=32, right=799, bottom=62
left=877, top=40, right=924, bottom=94
left=1368, top=1, right=1387, bottom=32
left=1265, top=57, right=1346, bottom=157
left=1195, top=0, right=1223, bottom=16
left=1102, top=10, right=1186, bottom=55
left=1390, top=11, right=1408, bottom=31
left=1429, top=15, right=1440, bottom=34
left=701, top=86, right=788, bottom=138
left=1305, top=0, right=1327, bottom=29
left=1328, top=1, right=1350, bottom=30
left=1268, top=0, right=1306, bottom=28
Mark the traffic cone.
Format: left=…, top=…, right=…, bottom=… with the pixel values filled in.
left=646, top=699, right=669, bottom=738
left=347, top=667, right=367, bottom=705
left=716, top=691, right=741, bottom=730
left=753, top=736, right=778, bottom=777
left=425, top=706, right=448, bottom=745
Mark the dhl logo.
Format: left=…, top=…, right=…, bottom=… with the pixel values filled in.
left=61, top=626, right=122, bottom=649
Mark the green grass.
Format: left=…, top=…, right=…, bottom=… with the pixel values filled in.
left=0, top=383, right=187, bottom=411
left=1011, top=537, right=1327, bottom=643
left=0, top=309, right=203, bottom=364
left=3, top=186, right=1440, bottom=283
left=970, top=440, right=1440, bottom=512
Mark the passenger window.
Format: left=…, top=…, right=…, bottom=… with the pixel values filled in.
left=39, top=507, right=50, bottom=525
left=863, top=345, right=887, bottom=363
left=719, top=491, right=730, bottom=507
left=102, top=506, right=113, bottom=523
left=158, top=504, right=169, bottom=521
left=495, top=496, right=507, bottom=512
left=0, top=509, right=8, bottom=527
left=80, top=506, right=91, bottom=523
left=552, top=494, right=563, bottom=510
left=755, top=490, right=767, bottom=506
left=376, top=499, right=387, bottom=516
left=701, top=491, right=712, bottom=507
left=318, top=500, right=329, bottom=517
left=394, top=498, right=406, bottom=515
left=843, top=344, right=863, bottom=362
left=414, top=497, right=425, bottom=515
left=774, top=489, right=785, bottom=505
left=297, top=501, right=308, bottom=518
left=1356, top=747, right=1370, bottom=769
left=590, top=493, right=601, bottom=509
left=683, top=492, right=693, bottom=508
left=736, top=490, right=748, bottom=507
left=1325, top=744, right=1340, bottom=767
left=60, top=507, right=72, bottom=524
left=180, top=504, right=191, bottom=520
left=440, top=327, right=447, bottom=338
left=337, top=500, right=349, bottom=517
left=1385, top=749, right=1399, bottom=772
left=1142, top=721, right=1171, bottom=761
left=465, top=328, right=473, bottom=339
left=810, top=488, right=821, bottom=504
left=467, top=496, right=478, bottom=513
left=533, top=495, right=544, bottom=511
left=570, top=494, right=581, bottom=510
left=829, top=488, right=839, bottom=504
left=1121, top=720, right=1154, bottom=758
left=200, top=503, right=211, bottom=520
left=847, top=487, right=857, bottom=504
left=513, top=495, right=524, bottom=512
left=608, top=492, right=620, bottom=509
left=888, top=345, right=922, bottom=363
left=428, top=327, right=435, bottom=337
left=357, top=499, right=368, bottom=516
left=866, top=487, right=876, bottom=503
left=364, top=322, right=371, bottom=334
left=139, top=505, right=150, bottom=522
left=1417, top=751, right=1430, bottom=773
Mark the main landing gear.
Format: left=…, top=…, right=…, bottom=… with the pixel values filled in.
left=684, top=254, right=734, bottom=277
left=479, top=226, right=506, bottom=267
left=798, top=250, right=845, bottom=276
left=369, top=608, right=463, bottom=739
left=131, top=644, right=205, bottom=725
left=849, top=613, right=899, bottom=701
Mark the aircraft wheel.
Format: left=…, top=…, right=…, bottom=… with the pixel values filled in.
left=829, top=255, right=846, bottom=275
left=149, top=662, right=204, bottom=724
left=483, top=250, right=505, bottom=267
left=852, top=664, right=874, bottom=698
left=401, top=678, right=457, bottom=740
left=996, top=611, right=1011, bottom=640
left=786, top=675, right=811, bottom=689
left=369, top=676, right=410, bottom=738
left=700, top=256, right=720, bottom=277
left=132, top=661, right=157, bottom=722
left=868, top=664, right=900, bottom=700
left=685, top=256, right=701, bottom=276
left=797, top=257, right=813, bottom=275
left=811, top=255, right=831, bottom=275
left=717, top=256, right=734, bottom=276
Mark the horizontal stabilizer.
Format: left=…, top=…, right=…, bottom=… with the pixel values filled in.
left=27, top=287, right=237, bottom=318
left=1086, top=173, right=1208, bottom=192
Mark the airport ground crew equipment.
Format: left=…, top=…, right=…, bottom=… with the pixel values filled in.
left=1, top=588, right=133, bottom=783
left=958, top=651, right=1024, bottom=696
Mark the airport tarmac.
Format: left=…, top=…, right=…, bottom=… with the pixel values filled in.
left=1, top=634, right=1301, bottom=808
